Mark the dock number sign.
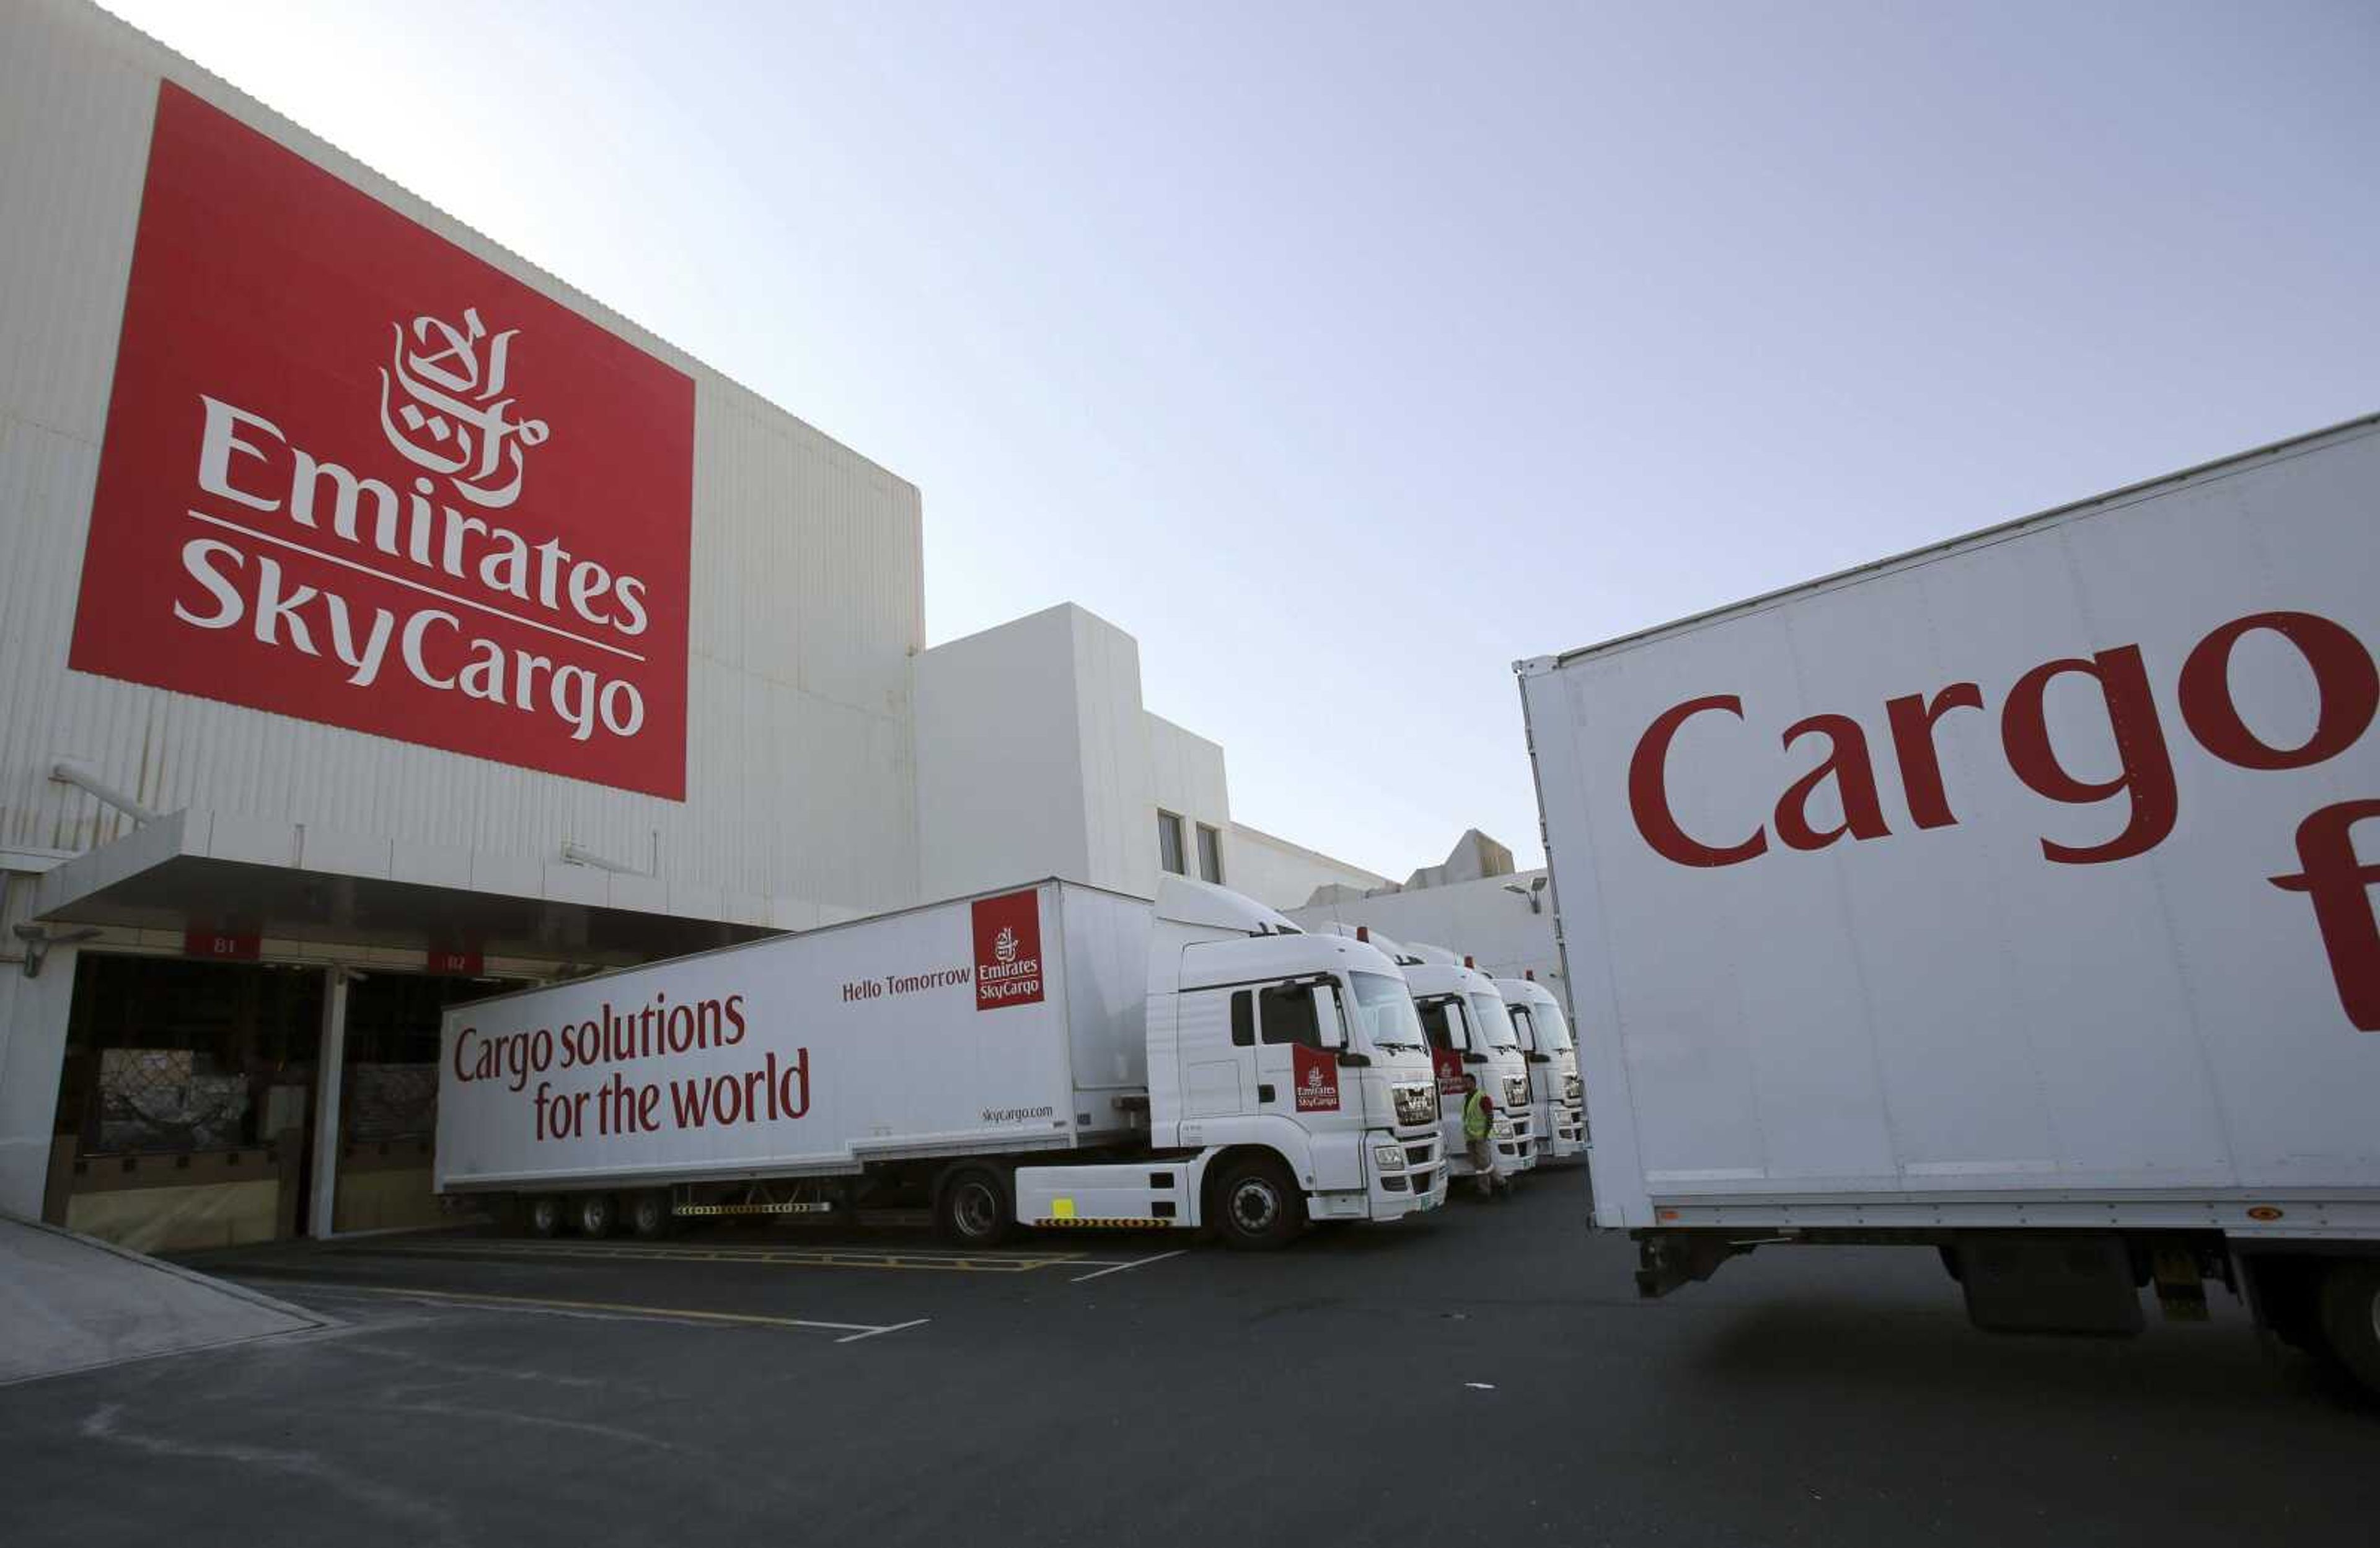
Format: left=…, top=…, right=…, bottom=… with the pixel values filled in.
left=71, top=83, right=696, bottom=798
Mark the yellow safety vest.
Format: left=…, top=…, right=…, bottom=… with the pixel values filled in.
left=1463, top=1090, right=1491, bottom=1141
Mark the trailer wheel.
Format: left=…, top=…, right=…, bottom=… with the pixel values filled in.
left=1214, top=1156, right=1305, bottom=1252
left=524, top=1195, right=564, bottom=1239
left=2317, top=1260, right=2380, bottom=1396
left=936, top=1168, right=1012, bottom=1247
left=625, top=1190, right=671, bottom=1240
left=568, top=1192, right=616, bottom=1239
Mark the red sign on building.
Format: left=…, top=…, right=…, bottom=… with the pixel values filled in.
left=184, top=930, right=262, bottom=962
left=971, top=889, right=1045, bottom=1011
left=71, top=83, right=695, bottom=798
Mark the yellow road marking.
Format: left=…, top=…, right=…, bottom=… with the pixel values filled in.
left=260, top=1281, right=913, bottom=1338
left=334, top=1240, right=1084, bottom=1273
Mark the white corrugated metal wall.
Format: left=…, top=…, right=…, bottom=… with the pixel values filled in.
left=0, top=0, right=924, bottom=922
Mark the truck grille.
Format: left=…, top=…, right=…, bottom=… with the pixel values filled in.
left=1504, top=1076, right=1528, bottom=1109
left=1393, top=1084, right=1435, bottom=1127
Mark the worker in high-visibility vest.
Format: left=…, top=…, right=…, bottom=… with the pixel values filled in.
left=1460, top=1073, right=1505, bottom=1199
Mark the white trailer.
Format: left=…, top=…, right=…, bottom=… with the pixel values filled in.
left=1517, top=415, right=2380, bottom=1391
left=438, top=876, right=1446, bottom=1249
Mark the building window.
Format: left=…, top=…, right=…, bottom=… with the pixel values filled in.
left=1196, top=822, right=1223, bottom=884
left=1157, top=809, right=1186, bottom=876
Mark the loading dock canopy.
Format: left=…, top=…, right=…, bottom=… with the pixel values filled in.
left=33, top=807, right=775, bottom=965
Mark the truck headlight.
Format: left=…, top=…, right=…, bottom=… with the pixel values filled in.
left=1372, top=1143, right=1408, bottom=1171
left=1492, top=1117, right=1513, bottom=1138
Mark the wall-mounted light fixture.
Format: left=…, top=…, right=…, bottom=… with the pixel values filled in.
left=50, top=762, right=158, bottom=824
left=12, top=923, right=100, bottom=979
left=1502, top=875, right=1549, bottom=914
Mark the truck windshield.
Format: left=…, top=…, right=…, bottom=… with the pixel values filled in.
left=1349, top=972, right=1425, bottom=1052
left=1468, top=992, right=1520, bottom=1050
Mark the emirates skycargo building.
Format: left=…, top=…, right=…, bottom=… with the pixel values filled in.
left=0, top=1, right=1390, bottom=1247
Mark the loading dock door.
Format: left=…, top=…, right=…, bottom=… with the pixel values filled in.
left=46, top=955, right=323, bottom=1251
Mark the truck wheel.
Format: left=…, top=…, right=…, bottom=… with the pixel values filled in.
left=625, top=1191, right=671, bottom=1240
left=2317, top=1261, right=2380, bottom=1396
left=524, top=1195, right=564, bottom=1239
left=568, top=1192, right=616, bottom=1239
left=1214, top=1156, right=1305, bottom=1252
left=937, top=1168, right=1012, bottom=1247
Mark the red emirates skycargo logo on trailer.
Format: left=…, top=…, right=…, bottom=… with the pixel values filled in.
left=971, top=890, right=1045, bottom=1011
left=69, top=83, right=695, bottom=798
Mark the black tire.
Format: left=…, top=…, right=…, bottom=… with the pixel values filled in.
left=568, top=1192, right=616, bottom=1239
left=2317, top=1260, right=2380, bottom=1397
left=524, top=1194, right=564, bottom=1239
left=625, top=1190, right=671, bottom=1240
left=1212, top=1155, right=1305, bottom=1252
left=936, top=1167, right=1012, bottom=1247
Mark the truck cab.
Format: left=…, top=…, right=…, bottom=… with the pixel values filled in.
left=1316, top=926, right=1536, bottom=1185
left=1497, top=974, right=1585, bottom=1162
left=1013, top=877, right=1444, bottom=1247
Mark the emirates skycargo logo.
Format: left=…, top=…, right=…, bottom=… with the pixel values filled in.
left=1293, top=1045, right=1340, bottom=1112
left=379, top=306, right=551, bottom=508
left=71, top=82, right=694, bottom=798
left=971, top=891, right=1045, bottom=1012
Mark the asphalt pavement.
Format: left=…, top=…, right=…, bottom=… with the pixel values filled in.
left=4, top=1169, right=2373, bottom=1547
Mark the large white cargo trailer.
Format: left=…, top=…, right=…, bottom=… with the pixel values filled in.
left=438, top=876, right=1446, bottom=1249
left=1517, top=416, right=2380, bottom=1391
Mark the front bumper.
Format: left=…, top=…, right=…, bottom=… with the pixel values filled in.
left=1504, top=1109, right=1539, bottom=1171
left=1532, top=1099, right=1587, bottom=1161
left=1364, top=1128, right=1445, bottom=1218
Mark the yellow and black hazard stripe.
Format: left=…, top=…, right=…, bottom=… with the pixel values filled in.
left=1033, top=1216, right=1173, bottom=1229
left=673, top=1201, right=835, bottom=1217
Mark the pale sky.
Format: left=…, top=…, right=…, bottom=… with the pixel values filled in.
left=99, top=1, right=2379, bottom=876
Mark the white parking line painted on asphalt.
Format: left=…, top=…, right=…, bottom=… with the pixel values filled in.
left=834, top=1318, right=932, bottom=1344
left=1069, top=1250, right=1188, bottom=1283
left=229, top=1280, right=916, bottom=1339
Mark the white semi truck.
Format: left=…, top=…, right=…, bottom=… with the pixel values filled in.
left=437, top=876, right=1446, bottom=1251
left=1517, top=415, right=2380, bottom=1392
left=1498, top=973, right=1585, bottom=1163
left=1318, top=926, right=1536, bottom=1187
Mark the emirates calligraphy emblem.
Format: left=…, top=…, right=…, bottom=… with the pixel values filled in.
left=379, top=306, right=551, bottom=508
